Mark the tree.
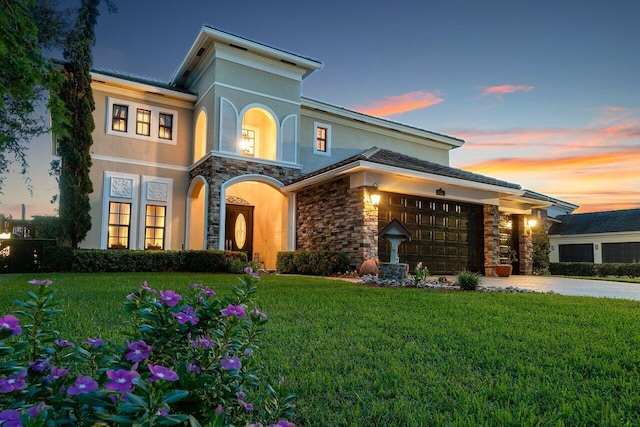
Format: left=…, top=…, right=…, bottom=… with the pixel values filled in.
left=0, top=0, right=68, bottom=192
left=532, top=224, right=551, bottom=275
left=56, top=0, right=100, bottom=248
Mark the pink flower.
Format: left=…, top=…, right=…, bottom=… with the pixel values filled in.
left=220, top=304, right=246, bottom=318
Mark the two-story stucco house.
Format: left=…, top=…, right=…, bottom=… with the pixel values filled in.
left=80, top=26, right=559, bottom=275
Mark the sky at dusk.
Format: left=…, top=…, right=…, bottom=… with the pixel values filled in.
left=3, top=0, right=639, bottom=218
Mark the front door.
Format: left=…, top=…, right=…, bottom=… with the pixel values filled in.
left=225, top=204, right=254, bottom=261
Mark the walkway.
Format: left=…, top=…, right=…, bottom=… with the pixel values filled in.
left=477, top=275, right=640, bottom=301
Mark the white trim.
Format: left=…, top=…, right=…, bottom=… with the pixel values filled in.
left=313, top=121, right=332, bottom=157
left=138, top=176, right=173, bottom=251
left=219, top=174, right=287, bottom=251
left=238, top=104, right=280, bottom=160
left=211, top=81, right=301, bottom=107
left=91, top=73, right=197, bottom=104
left=101, top=171, right=140, bottom=250
left=288, top=192, right=297, bottom=251
left=105, top=96, right=179, bottom=145
left=214, top=45, right=306, bottom=82
left=194, top=107, right=208, bottom=162
left=185, top=176, right=209, bottom=250
left=91, top=154, right=189, bottom=172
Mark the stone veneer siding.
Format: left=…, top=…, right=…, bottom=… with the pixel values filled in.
left=483, top=204, right=500, bottom=276
left=190, top=154, right=302, bottom=250
left=296, top=177, right=378, bottom=269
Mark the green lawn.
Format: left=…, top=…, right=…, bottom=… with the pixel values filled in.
left=2, top=273, right=640, bottom=426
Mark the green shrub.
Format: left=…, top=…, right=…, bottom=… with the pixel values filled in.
left=457, top=270, right=481, bottom=291
left=40, top=246, right=74, bottom=272
left=549, top=262, right=597, bottom=277
left=276, top=250, right=349, bottom=276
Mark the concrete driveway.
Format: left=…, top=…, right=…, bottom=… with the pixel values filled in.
left=480, top=275, right=640, bottom=301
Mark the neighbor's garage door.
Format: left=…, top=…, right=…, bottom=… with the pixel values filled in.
left=378, top=193, right=484, bottom=274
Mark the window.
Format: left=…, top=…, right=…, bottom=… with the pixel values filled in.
left=316, top=126, right=327, bottom=152
left=136, top=108, right=151, bottom=136
left=144, top=205, right=166, bottom=250
left=241, top=128, right=256, bottom=156
left=159, top=113, right=173, bottom=140
left=108, top=202, right=131, bottom=249
left=313, top=122, right=331, bottom=156
left=112, top=105, right=128, bottom=132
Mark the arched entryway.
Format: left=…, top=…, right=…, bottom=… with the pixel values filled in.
left=186, top=176, right=208, bottom=250
left=221, top=176, right=289, bottom=270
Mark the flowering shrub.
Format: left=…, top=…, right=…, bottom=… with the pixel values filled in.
left=412, top=262, right=430, bottom=286
left=0, top=270, right=295, bottom=426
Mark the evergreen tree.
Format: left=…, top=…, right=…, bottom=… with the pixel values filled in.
left=57, top=0, right=100, bottom=247
left=532, top=225, right=551, bottom=275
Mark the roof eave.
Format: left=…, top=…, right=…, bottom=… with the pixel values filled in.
left=91, top=71, right=198, bottom=102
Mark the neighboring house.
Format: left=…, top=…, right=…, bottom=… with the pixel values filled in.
left=72, top=25, right=563, bottom=275
left=548, top=209, right=640, bottom=263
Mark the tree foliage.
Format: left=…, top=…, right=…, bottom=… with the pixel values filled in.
left=532, top=224, right=551, bottom=274
left=56, top=0, right=101, bottom=248
left=0, top=0, right=68, bottom=192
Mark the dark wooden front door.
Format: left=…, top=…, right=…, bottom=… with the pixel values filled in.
left=225, top=204, right=254, bottom=261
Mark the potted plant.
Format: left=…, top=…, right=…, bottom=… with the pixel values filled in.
left=496, top=249, right=518, bottom=277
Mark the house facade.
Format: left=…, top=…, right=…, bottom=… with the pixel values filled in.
left=78, top=26, right=557, bottom=275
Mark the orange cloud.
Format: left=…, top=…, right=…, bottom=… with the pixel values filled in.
left=477, top=84, right=534, bottom=99
left=352, top=91, right=443, bottom=117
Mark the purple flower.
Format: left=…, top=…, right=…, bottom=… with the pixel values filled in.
left=236, top=391, right=246, bottom=399
left=105, top=369, right=140, bottom=394
left=273, top=421, right=296, bottom=427
left=0, top=409, right=21, bottom=427
left=29, top=358, right=50, bottom=373
left=126, top=293, right=136, bottom=300
left=202, top=286, right=216, bottom=296
left=55, top=338, right=74, bottom=347
left=220, top=304, right=246, bottom=318
left=45, top=366, right=70, bottom=381
left=220, top=355, right=242, bottom=370
left=148, top=364, right=179, bottom=382
left=159, top=290, right=182, bottom=307
left=186, top=360, right=201, bottom=374
left=215, top=405, right=223, bottom=415
left=28, top=279, right=52, bottom=286
left=241, top=401, right=254, bottom=411
left=244, top=267, right=260, bottom=279
left=0, top=371, right=27, bottom=393
left=0, top=314, right=21, bottom=335
left=84, top=338, right=103, bottom=346
left=27, top=402, right=45, bottom=419
left=67, top=375, right=98, bottom=395
left=251, top=307, right=268, bottom=319
left=190, top=335, right=215, bottom=349
left=244, top=348, right=254, bottom=358
left=171, top=305, right=199, bottom=325
left=125, top=340, right=154, bottom=362
left=189, top=283, right=200, bottom=289
left=141, top=281, right=157, bottom=293
left=157, top=408, right=169, bottom=416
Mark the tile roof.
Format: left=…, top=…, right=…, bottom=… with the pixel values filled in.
left=92, top=67, right=196, bottom=95
left=548, top=208, right=640, bottom=235
left=299, top=147, right=521, bottom=190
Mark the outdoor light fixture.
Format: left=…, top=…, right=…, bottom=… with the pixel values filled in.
left=436, top=188, right=445, bottom=196
left=527, top=218, right=538, bottom=228
left=370, top=183, right=381, bottom=207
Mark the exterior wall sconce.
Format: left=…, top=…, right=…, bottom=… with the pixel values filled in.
left=370, top=183, right=381, bottom=207
left=436, top=188, right=445, bottom=196
left=527, top=218, right=538, bottom=228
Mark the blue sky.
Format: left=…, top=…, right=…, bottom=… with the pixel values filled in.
left=3, top=0, right=639, bottom=218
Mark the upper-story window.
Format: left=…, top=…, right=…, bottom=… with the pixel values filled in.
left=159, top=113, right=173, bottom=140
left=313, top=122, right=331, bottom=156
left=240, top=107, right=277, bottom=161
left=112, top=105, right=128, bottom=132
left=106, top=97, right=178, bottom=145
left=136, top=109, right=151, bottom=136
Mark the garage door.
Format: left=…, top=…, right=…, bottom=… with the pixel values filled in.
left=378, top=193, right=484, bottom=274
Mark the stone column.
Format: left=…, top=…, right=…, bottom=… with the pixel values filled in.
left=483, top=204, right=500, bottom=276
left=518, top=215, right=533, bottom=275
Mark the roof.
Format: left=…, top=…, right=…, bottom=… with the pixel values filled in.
left=548, top=208, right=640, bottom=235
left=91, top=67, right=196, bottom=95
left=522, top=189, right=579, bottom=209
left=298, top=147, right=521, bottom=190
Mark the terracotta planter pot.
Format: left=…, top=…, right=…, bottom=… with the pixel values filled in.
left=495, top=264, right=512, bottom=277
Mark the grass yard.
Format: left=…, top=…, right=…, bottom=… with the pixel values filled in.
left=2, top=272, right=640, bottom=425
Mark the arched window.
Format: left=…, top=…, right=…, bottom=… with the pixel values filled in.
left=194, top=109, right=207, bottom=162
left=240, top=107, right=277, bottom=161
